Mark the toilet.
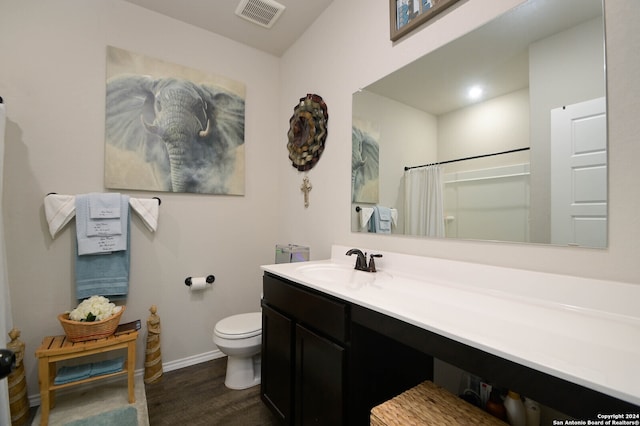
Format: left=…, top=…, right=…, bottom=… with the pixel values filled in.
left=213, top=312, right=262, bottom=390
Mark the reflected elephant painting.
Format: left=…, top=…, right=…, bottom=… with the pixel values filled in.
left=105, top=46, right=246, bottom=195
left=351, top=121, right=380, bottom=203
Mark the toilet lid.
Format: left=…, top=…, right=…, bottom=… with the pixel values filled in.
left=214, top=312, right=262, bottom=339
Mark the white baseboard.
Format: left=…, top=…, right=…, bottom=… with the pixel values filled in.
left=28, top=350, right=226, bottom=407
left=162, top=349, right=225, bottom=373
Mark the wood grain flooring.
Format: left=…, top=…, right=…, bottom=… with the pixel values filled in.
left=144, top=357, right=279, bottom=426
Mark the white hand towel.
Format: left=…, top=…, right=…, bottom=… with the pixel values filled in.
left=89, top=192, right=121, bottom=218
left=76, top=194, right=128, bottom=255
left=86, top=193, right=122, bottom=236
left=390, top=208, right=398, bottom=228
left=44, top=194, right=76, bottom=238
left=129, top=197, right=159, bottom=232
left=85, top=218, right=122, bottom=237
left=359, top=207, right=374, bottom=229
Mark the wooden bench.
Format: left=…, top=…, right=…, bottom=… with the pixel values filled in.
left=34, top=331, right=138, bottom=426
left=371, top=380, right=506, bottom=425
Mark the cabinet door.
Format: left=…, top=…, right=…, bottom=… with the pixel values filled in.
left=295, top=324, right=345, bottom=425
left=261, top=304, right=293, bottom=424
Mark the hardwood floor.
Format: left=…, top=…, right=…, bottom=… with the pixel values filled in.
left=145, top=357, right=280, bottom=426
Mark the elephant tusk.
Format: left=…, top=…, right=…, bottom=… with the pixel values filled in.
left=199, top=118, right=212, bottom=138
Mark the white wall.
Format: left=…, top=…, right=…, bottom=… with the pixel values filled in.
left=279, top=0, right=640, bottom=283
left=529, top=17, right=606, bottom=243
left=438, top=89, right=530, bottom=173
left=352, top=89, right=437, bottom=234
left=0, top=0, right=280, bottom=399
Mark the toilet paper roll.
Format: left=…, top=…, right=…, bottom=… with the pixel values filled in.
left=524, top=398, right=540, bottom=426
left=189, top=277, right=208, bottom=291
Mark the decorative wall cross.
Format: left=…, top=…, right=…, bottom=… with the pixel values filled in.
left=300, top=176, right=312, bottom=208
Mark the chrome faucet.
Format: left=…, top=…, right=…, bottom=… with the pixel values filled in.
left=346, top=249, right=383, bottom=272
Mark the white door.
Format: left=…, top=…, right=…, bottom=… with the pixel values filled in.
left=550, top=97, right=607, bottom=247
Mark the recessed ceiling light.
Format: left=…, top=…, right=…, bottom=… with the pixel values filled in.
left=468, top=86, right=483, bottom=101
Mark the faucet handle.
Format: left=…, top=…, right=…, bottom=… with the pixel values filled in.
left=368, top=254, right=383, bottom=272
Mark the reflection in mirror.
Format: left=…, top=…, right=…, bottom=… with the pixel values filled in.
left=351, top=0, right=607, bottom=248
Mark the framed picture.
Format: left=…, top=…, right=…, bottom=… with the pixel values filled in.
left=105, top=46, right=246, bottom=195
left=390, top=0, right=461, bottom=41
left=352, top=120, right=380, bottom=204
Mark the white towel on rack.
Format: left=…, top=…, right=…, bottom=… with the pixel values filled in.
left=390, top=208, right=398, bottom=228
left=44, top=194, right=76, bottom=238
left=85, top=193, right=122, bottom=237
left=89, top=192, right=121, bottom=219
left=76, top=194, right=127, bottom=255
left=359, top=207, right=374, bottom=229
left=44, top=194, right=160, bottom=238
left=128, top=197, right=159, bottom=232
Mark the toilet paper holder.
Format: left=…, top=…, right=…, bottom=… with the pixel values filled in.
left=184, top=275, right=215, bottom=287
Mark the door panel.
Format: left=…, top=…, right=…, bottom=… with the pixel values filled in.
left=551, top=97, right=607, bottom=247
left=295, top=324, right=345, bottom=425
left=261, top=304, right=293, bottom=423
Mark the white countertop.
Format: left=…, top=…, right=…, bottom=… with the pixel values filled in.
left=262, top=245, right=640, bottom=407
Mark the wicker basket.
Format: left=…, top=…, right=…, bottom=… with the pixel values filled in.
left=58, top=306, right=125, bottom=342
left=370, top=381, right=506, bottom=425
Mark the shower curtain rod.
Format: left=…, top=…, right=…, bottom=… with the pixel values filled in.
left=404, top=147, right=530, bottom=171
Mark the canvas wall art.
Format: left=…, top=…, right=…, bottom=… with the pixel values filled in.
left=105, top=46, right=246, bottom=195
left=352, top=120, right=380, bottom=203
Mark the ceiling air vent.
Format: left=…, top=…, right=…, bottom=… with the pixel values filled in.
left=235, top=0, right=286, bottom=29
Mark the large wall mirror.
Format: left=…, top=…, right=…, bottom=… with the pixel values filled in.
left=351, top=0, right=607, bottom=248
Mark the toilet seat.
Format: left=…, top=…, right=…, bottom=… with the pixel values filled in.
left=214, top=312, right=262, bottom=340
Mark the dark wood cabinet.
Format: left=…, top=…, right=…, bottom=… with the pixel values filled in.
left=295, top=324, right=345, bottom=425
left=261, top=304, right=293, bottom=423
left=261, top=273, right=348, bottom=425
left=262, top=271, right=640, bottom=424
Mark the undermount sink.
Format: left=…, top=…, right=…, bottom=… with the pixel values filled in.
left=298, top=263, right=392, bottom=286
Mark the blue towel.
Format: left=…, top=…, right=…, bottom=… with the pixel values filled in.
left=54, top=363, right=91, bottom=385
left=54, top=357, right=124, bottom=384
left=75, top=195, right=130, bottom=300
left=76, top=194, right=127, bottom=255
left=370, top=206, right=392, bottom=234
left=90, top=357, right=124, bottom=377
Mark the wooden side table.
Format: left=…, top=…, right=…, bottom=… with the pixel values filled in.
left=34, top=331, right=138, bottom=426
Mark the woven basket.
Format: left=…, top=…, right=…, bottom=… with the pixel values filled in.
left=370, top=381, right=506, bottom=426
left=58, top=306, right=125, bottom=342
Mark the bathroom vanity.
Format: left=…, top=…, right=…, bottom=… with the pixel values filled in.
left=261, top=246, right=640, bottom=424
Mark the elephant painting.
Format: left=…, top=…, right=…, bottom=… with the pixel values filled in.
left=105, top=75, right=245, bottom=194
left=352, top=125, right=380, bottom=203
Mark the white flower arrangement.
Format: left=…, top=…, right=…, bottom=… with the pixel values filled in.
left=68, top=295, right=122, bottom=322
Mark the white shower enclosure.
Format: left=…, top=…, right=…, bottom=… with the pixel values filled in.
left=444, top=164, right=531, bottom=243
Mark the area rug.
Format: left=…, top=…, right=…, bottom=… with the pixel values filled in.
left=65, top=405, right=137, bottom=426
left=31, top=375, right=149, bottom=426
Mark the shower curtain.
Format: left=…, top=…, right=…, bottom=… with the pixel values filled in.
left=0, top=102, right=11, bottom=426
left=404, top=165, right=445, bottom=237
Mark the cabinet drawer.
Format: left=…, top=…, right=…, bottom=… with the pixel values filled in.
left=263, top=273, right=348, bottom=343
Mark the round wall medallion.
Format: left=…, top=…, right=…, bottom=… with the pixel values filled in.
left=287, top=94, right=328, bottom=171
